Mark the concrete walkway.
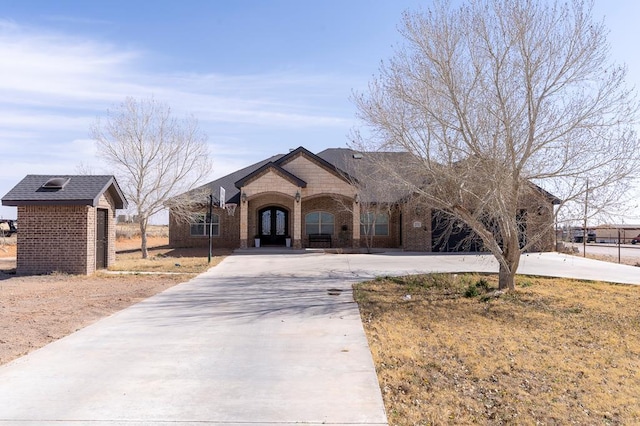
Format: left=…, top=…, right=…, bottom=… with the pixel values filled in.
left=0, top=253, right=389, bottom=426
left=0, top=252, right=638, bottom=425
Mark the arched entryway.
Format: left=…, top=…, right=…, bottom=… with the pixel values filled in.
left=258, top=206, right=289, bottom=246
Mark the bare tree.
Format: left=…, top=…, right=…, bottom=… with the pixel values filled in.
left=352, top=0, right=640, bottom=290
left=91, top=97, right=212, bottom=258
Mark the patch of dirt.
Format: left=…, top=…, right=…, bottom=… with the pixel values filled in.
left=0, top=235, right=203, bottom=366
left=0, top=273, right=186, bottom=365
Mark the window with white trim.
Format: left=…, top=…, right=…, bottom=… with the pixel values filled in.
left=305, top=211, right=334, bottom=235
left=190, top=213, right=220, bottom=236
left=360, top=212, right=389, bottom=236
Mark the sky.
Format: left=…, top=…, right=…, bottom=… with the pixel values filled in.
left=0, top=0, right=639, bottom=222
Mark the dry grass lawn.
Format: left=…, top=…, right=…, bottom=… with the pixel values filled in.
left=113, top=224, right=229, bottom=273
left=114, top=245, right=229, bottom=273
left=355, top=274, right=640, bottom=425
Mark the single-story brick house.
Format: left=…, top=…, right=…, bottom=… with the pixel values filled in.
left=168, top=147, right=559, bottom=251
left=2, top=175, right=127, bottom=275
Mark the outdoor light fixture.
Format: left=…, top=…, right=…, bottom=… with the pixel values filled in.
left=295, top=191, right=301, bottom=203
left=241, top=192, right=247, bottom=203
left=354, top=193, right=359, bottom=204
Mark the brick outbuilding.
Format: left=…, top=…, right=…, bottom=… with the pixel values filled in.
left=1, top=175, right=127, bottom=275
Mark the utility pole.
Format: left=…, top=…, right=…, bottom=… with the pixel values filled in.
left=583, top=179, right=589, bottom=257
left=208, top=193, right=213, bottom=264
left=618, top=227, right=621, bottom=264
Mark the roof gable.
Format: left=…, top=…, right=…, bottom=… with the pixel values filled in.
left=1, top=175, right=127, bottom=209
left=275, top=146, right=354, bottom=184
left=171, top=154, right=285, bottom=206
left=235, top=162, right=307, bottom=189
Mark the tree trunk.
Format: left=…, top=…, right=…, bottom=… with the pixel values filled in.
left=498, top=263, right=516, bottom=291
left=139, top=218, right=148, bottom=259
left=497, top=247, right=520, bottom=291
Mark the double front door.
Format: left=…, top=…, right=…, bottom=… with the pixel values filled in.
left=258, top=207, right=289, bottom=246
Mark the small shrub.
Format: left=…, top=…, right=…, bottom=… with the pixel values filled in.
left=464, top=278, right=491, bottom=298
left=475, top=278, right=490, bottom=291
left=464, top=283, right=479, bottom=298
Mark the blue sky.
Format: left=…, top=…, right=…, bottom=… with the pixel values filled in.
left=0, top=1, right=639, bottom=222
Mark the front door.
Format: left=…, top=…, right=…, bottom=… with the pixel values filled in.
left=96, top=209, right=108, bottom=269
left=258, top=207, right=288, bottom=246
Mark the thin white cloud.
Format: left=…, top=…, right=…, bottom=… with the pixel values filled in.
left=0, top=19, right=356, bottom=219
left=0, top=19, right=140, bottom=104
left=0, top=109, right=92, bottom=132
left=0, top=20, right=353, bottom=129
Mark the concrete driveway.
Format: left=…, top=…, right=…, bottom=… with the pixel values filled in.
left=0, top=251, right=638, bottom=425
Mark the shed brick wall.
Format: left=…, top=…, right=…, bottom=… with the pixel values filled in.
left=16, top=194, right=118, bottom=275
left=523, top=201, right=556, bottom=252
left=17, top=205, right=92, bottom=275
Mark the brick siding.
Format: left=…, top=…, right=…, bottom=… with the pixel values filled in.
left=401, top=200, right=432, bottom=251
left=169, top=208, right=241, bottom=249
left=301, top=195, right=354, bottom=248
left=16, top=195, right=117, bottom=275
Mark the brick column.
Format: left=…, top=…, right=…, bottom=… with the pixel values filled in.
left=293, top=191, right=302, bottom=249
left=240, top=197, right=248, bottom=249
left=352, top=199, right=360, bottom=248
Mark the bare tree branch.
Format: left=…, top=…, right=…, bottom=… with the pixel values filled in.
left=90, top=97, right=212, bottom=258
left=352, top=0, right=640, bottom=290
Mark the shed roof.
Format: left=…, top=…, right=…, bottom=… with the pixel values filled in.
left=1, top=175, right=127, bottom=209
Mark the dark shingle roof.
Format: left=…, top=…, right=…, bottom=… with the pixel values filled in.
left=180, top=154, right=286, bottom=205
left=317, top=148, right=419, bottom=202
left=1, top=175, right=127, bottom=209
left=319, top=148, right=563, bottom=205
left=174, top=146, right=562, bottom=207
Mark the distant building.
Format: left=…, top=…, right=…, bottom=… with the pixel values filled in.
left=594, top=225, right=640, bottom=244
